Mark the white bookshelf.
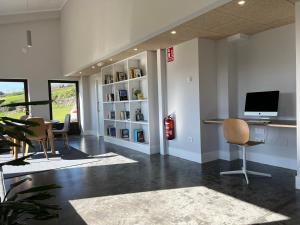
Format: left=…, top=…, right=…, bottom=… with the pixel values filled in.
left=99, top=51, right=159, bottom=154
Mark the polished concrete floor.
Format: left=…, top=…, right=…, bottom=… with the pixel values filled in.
left=5, top=136, right=300, bottom=225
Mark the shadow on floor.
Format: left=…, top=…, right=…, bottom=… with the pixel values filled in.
left=5, top=135, right=300, bottom=225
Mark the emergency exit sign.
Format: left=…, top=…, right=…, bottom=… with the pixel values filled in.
left=167, top=47, right=174, bottom=62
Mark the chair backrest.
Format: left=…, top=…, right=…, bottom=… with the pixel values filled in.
left=223, top=119, right=249, bottom=145
left=20, top=115, right=29, bottom=121
left=62, top=114, right=71, bottom=132
left=26, top=117, right=47, bottom=140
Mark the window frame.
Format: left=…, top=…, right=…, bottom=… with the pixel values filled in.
left=0, top=79, right=29, bottom=115
left=48, top=80, right=80, bottom=124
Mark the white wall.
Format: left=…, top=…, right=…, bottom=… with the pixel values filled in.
left=295, top=1, right=300, bottom=188
left=166, top=39, right=202, bottom=163
left=236, top=24, right=297, bottom=169
left=60, top=0, right=229, bottom=75
left=88, top=73, right=101, bottom=136
left=0, top=18, right=67, bottom=119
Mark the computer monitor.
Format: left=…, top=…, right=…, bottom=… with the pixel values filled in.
left=244, top=91, right=280, bottom=117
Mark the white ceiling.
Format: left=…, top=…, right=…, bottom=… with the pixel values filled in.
left=0, top=0, right=68, bottom=15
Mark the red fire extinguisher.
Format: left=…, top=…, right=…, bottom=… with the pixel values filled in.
left=164, top=115, right=175, bottom=140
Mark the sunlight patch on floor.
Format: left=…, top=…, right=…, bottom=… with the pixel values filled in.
left=2, top=152, right=137, bottom=177
left=69, top=186, right=290, bottom=225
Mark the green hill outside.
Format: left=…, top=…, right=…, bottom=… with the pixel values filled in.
left=0, top=85, right=76, bottom=122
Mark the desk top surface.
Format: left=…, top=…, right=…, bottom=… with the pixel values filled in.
left=203, top=118, right=296, bottom=128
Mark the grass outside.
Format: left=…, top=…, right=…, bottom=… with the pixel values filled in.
left=0, top=85, right=77, bottom=122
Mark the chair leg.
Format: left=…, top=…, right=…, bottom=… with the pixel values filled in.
left=41, top=141, right=48, bottom=160
left=64, top=133, right=70, bottom=150
left=24, top=143, right=29, bottom=157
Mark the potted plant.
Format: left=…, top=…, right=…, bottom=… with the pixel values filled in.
left=0, top=100, right=61, bottom=225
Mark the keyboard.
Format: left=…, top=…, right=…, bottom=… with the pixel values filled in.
left=246, top=120, right=271, bottom=124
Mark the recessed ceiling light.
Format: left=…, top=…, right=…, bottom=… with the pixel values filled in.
left=238, top=0, right=246, bottom=5
left=97, top=62, right=104, bottom=67
left=91, top=66, right=95, bottom=69
left=109, top=58, right=113, bottom=61
left=79, top=72, right=82, bottom=74
left=133, top=48, right=138, bottom=51
left=171, top=30, right=177, bottom=35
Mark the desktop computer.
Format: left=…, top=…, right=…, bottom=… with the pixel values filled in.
left=244, top=90, right=280, bottom=123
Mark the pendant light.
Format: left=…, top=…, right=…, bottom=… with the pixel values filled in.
left=27, top=30, right=32, bottom=48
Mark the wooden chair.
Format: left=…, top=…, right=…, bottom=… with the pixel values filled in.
left=24, top=117, right=48, bottom=159
left=53, top=114, right=71, bottom=150
left=220, top=118, right=271, bottom=184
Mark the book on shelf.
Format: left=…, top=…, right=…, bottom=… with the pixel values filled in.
left=104, top=74, right=113, bottom=84
left=121, top=129, right=129, bottom=139
left=106, top=126, right=116, bottom=137
left=133, top=129, right=145, bottom=143
left=106, top=93, right=114, bottom=102
left=116, top=72, right=127, bottom=82
left=119, top=89, right=128, bottom=101
left=109, top=111, right=115, bottom=120
left=120, top=111, right=130, bottom=120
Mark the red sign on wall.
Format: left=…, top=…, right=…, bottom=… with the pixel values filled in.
left=167, top=47, right=174, bottom=63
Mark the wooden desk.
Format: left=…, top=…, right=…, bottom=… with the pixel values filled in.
left=203, top=119, right=296, bottom=129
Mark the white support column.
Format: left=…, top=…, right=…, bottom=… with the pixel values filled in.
left=295, top=1, right=300, bottom=189
left=157, top=49, right=168, bottom=155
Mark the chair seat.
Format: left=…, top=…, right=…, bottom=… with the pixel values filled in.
left=52, top=129, right=67, bottom=134
left=228, top=140, right=264, bottom=147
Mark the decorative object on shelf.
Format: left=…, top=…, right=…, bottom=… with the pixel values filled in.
left=121, top=129, right=129, bottom=139
left=119, top=89, right=128, bottom=101
left=120, top=111, right=130, bottom=120
left=109, top=111, right=115, bottom=120
left=129, top=67, right=143, bottom=79
left=135, top=108, right=144, bottom=121
left=133, top=129, right=145, bottom=143
left=116, top=72, right=127, bottom=82
left=134, top=89, right=144, bottom=100
left=106, top=93, right=114, bottom=102
left=104, top=74, right=113, bottom=84
left=107, top=126, right=116, bottom=137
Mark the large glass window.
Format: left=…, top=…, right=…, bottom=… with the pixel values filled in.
left=0, top=79, right=29, bottom=119
left=48, top=81, right=79, bottom=123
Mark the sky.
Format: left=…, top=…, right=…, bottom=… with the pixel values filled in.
left=0, top=82, right=24, bottom=93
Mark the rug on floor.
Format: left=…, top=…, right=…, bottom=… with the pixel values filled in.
left=0, top=147, right=137, bottom=179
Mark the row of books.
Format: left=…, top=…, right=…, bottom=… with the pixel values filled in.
left=105, top=90, right=128, bottom=102
left=106, top=127, right=145, bottom=143
left=107, top=111, right=130, bottom=120
left=104, top=69, right=143, bottom=84
left=133, top=129, right=145, bottom=143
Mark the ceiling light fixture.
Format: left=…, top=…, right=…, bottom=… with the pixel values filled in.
left=133, top=48, right=138, bottom=51
left=79, top=72, right=82, bottom=74
left=91, top=66, right=95, bottom=69
left=109, top=58, right=113, bottom=61
left=171, top=30, right=177, bottom=35
left=238, top=0, right=246, bottom=5
left=97, top=62, right=104, bottom=67
left=27, top=30, right=32, bottom=48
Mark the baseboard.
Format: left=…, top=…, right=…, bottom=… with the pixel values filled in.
left=296, top=176, right=300, bottom=190
left=168, top=147, right=201, bottom=163
left=81, top=130, right=97, bottom=136
left=202, top=151, right=219, bottom=163
left=239, top=150, right=297, bottom=170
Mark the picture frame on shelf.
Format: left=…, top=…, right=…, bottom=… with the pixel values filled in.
left=119, top=89, right=128, bottom=101
left=116, top=72, right=127, bottom=82
left=121, top=129, right=129, bottom=139
left=135, top=108, right=144, bottom=121
left=134, top=68, right=142, bottom=78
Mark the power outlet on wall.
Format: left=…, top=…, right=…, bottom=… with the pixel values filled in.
left=187, top=136, right=193, bottom=143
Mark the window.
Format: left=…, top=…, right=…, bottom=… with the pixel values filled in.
left=48, top=80, right=80, bottom=123
left=0, top=79, right=29, bottom=119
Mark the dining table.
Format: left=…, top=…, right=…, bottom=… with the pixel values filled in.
left=12, top=120, right=59, bottom=159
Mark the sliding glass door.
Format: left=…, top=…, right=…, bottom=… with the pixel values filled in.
left=0, top=79, right=29, bottom=119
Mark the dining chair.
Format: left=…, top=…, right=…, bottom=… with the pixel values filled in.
left=220, top=118, right=271, bottom=184
left=53, top=114, right=71, bottom=150
left=24, top=117, right=48, bottom=159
